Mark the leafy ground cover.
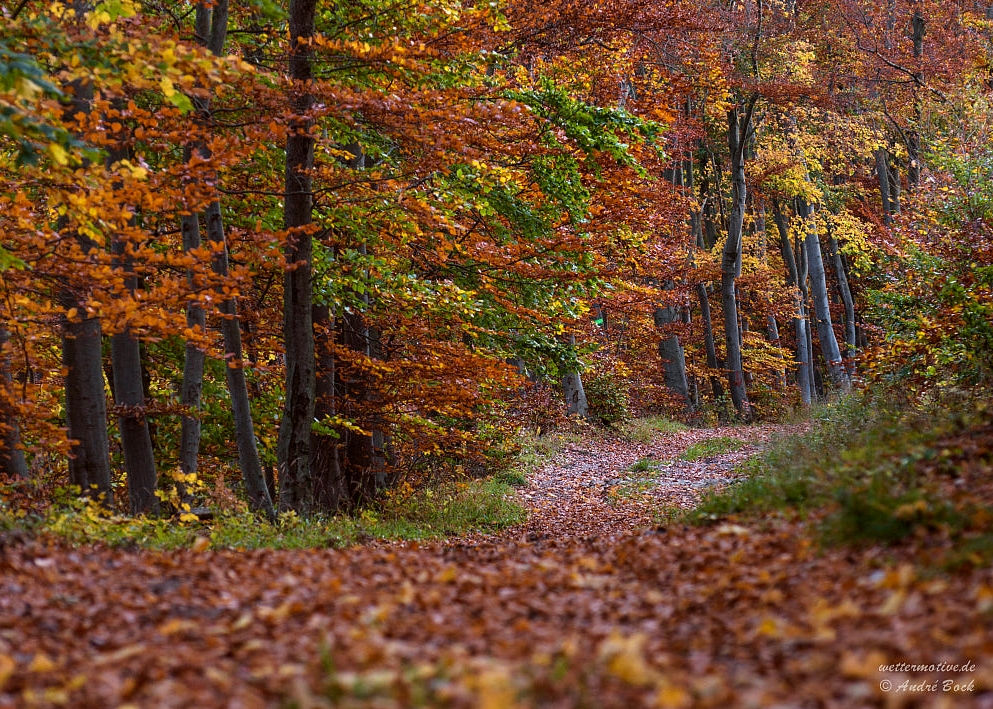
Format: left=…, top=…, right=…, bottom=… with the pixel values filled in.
left=2, top=411, right=993, bottom=707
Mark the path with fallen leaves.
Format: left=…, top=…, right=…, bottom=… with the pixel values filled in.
left=2, top=424, right=992, bottom=708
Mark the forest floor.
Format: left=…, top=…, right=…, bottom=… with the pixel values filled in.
left=2, top=423, right=993, bottom=708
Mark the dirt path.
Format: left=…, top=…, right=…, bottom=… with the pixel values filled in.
left=1, top=424, right=991, bottom=708
left=515, top=423, right=807, bottom=541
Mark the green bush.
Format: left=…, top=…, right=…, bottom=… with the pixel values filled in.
left=584, top=371, right=631, bottom=426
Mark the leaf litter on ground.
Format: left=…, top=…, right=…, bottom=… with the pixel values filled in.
left=2, top=421, right=992, bottom=708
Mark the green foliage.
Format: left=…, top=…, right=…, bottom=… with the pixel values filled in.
left=22, top=476, right=525, bottom=550
left=584, top=371, right=631, bottom=426
left=684, top=394, right=993, bottom=552
left=680, top=436, right=745, bottom=461
left=824, top=484, right=964, bottom=546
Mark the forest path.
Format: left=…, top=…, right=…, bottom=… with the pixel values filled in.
left=510, top=422, right=808, bottom=542
left=2, top=422, right=991, bottom=708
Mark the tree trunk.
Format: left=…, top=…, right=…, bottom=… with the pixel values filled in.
left=875, top=148, right=893, bottom=224
left=798, top=200, right=851, bottom=391
left=277, top=0, right=319, bottom=515
left=773, top=202, right=812, bottom=405
left=0, top=327, right=29, bottom=479
left=60, top=54, right=112, bottom=503
left=61, top=299, right=112, bottom=503
left=828, top=229, right=857, bottom=365
left=696, top=282, right=725, bottom=401
left=206, top=203, right=275, bottom=519
left=178, top=204, right=205, bottom=483
left=110, top=227, right=159, bottom=514
left=176, top=1, right=220, bottom=484
left=562, top=334, right=588, bottom=418
left=654, top=289, right=692, bottom=412
left=721, top=103, right=755, bottom=420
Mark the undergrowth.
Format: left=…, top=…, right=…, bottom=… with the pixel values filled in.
left=0, top=476, right=525, bottom=551
left=683, top=393, right=993, bottom=565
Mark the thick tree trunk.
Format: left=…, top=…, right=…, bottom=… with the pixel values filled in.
left=110, top=241, right=159, bottom=515
left=654, top=291, right=692, bottom=412
left=277, top=0, right=319, bottom=515
left=562, top=334, right=588, bottom=418
left=0, top=327, right=29, bottom=479
left=798, top=200, right=851, bottom=391
left=62, top=299, right=112, bottom=502
left=721, top=103, right=755, bottom=420
left=60, top=60, right=112, bottom=503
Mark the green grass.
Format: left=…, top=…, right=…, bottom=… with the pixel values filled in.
left=8, top=476, right=526, bottom=551
left=681, top=394, right=993, bottom=554
left=628, top=457, right=659, bottom=473
left=680, top=436, right=746, bottom=461
left=621, top=416, right=687, bottom=444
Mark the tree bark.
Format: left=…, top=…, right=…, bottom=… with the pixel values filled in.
left=178, top=202, right=205, bottom=483
left=773, top=202, right=812, bottom=405
left=277, top=0, right=318, bottom=515
left=828, top=229, right=857, bottom=365
left=0, top=327, right=29, bottom=479
left=696, top=282, right=725, bottom=401
left=654, top=289, right=692, bottom=412
left=60, top=47, right=112, bottom=503
left=798, top=200, right=851, bottom=391
left=875, top=148, right=893, bottom=224
left=61, top=298, right=112, bottom=502
left=562, top=334, right=588, bottom=418
left=721, top=102, right=755, bottom=420
left=206, top=203, right=275, bottom=519
left=110, top=231, right=159, bottom=514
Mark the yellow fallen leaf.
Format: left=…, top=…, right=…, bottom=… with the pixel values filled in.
left=190, top=536, right=211, bottom=552
left=878, top=589, right=906, bottom=616
left=599, top=632, right=655, bottom=686
left=476, top=667, right=517, bottom=709
left=28, top=653, right=57, bottom=673
left=654, top=679, right=692, bottom=709
left=0, top=654, right=15, bottom=690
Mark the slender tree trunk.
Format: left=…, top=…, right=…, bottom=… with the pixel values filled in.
left=0, top=327, right=28, bottom=479
left=206, top=204, right=275, bottom=519
left=798, top=200, right=851, bottom=391
left=875, top=148, right=893, bottom=224
left=908, top=10, right=925, bottom=190
left=773, top=202, right=812, bottom=405
left=721, top=103, right=755, bottom=420
left=277, top=0, right=319, bottom=515
left=179, top=0, right=274, bottom=519
left=176, top=3, right=214, bottom=482
left=178, top=205, right=205, bottom=482
left=696, top=282, right=725, bottom=401
left=110, top=235, right=159, bottom=514
left=828, top=229, right=857, bottom=365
